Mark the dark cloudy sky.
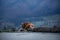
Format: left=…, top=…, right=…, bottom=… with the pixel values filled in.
left=0, top=0, right=60, bottom=27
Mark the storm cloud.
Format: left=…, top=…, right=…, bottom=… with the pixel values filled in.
left=0, top=0, right=60, bottom=27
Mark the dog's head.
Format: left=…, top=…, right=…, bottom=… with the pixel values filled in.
left=21, top=22, right=34, bottom=30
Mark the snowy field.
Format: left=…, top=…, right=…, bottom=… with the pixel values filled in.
left=0, top=32, right=60, bottom=40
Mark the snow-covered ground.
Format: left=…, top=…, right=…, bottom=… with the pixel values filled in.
left=0, top=32, right=60, bottom=40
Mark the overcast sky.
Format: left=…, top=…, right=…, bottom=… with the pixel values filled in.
left=0, top=0, right=60, bottom=27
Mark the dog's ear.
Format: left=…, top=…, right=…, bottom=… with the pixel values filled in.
left=21, top=22, right=28, bottom=29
